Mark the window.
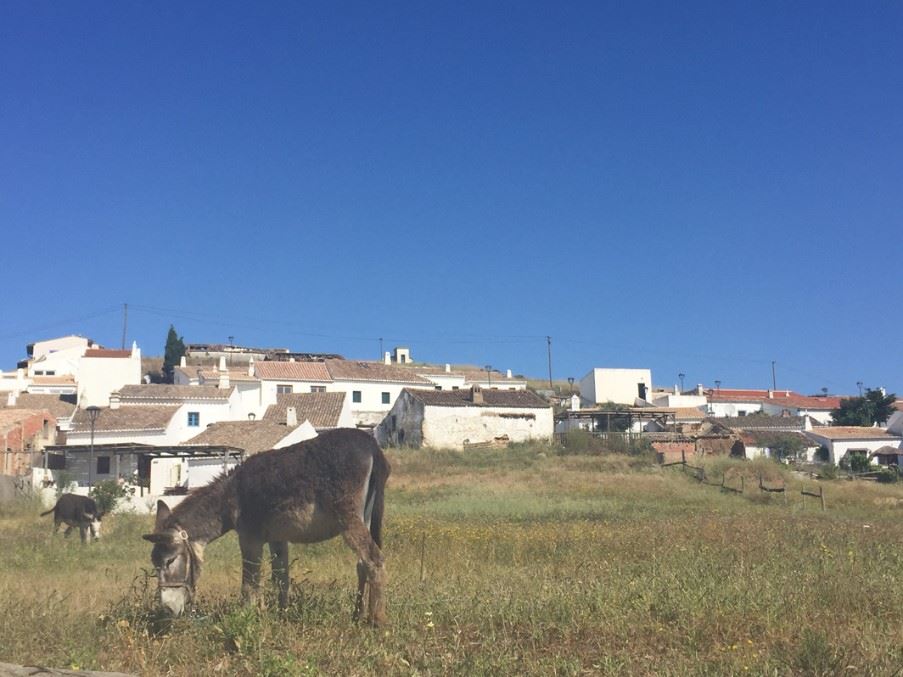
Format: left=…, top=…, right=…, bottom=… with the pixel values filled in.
left=352, top=391, right=362, bottom=403
left=96, top=456, right=111, bottom=475
left=187, top=411, right=200, bottom=427
left=381, top=392, right=391, bottom=405
left=311, top=386, right=326, bottom=393
left=276, top=384, right=293, bottom=394
left=435, top=386, right=442, bottom=390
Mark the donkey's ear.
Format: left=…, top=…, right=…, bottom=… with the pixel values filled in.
left=142, top=533, right=174, bottom=543
left=154, top=500, right=172, bottom=530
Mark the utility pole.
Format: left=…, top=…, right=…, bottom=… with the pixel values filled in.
left=771, top=361, right=777, bottom=390
left=379, top=337, right=383, bottom=360
left=546, top=336, right=553, bottom=389
left=121, top=303, right=128, bottom=349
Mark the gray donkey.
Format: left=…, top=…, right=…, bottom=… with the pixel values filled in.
left=142, top=428, right=390, bottom=624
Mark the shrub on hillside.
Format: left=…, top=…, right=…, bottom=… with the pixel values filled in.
left=90, top=479, right=134, bottom=514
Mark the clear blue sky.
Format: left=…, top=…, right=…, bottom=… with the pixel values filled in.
left=2, top=2, right=900, bottom=395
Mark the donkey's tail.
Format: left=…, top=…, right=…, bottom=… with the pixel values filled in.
left=39, top=503, right=57, bottom=517
left=366, top=446, right=391, bottom=549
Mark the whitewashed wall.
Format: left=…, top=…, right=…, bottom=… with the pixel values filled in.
left=421, top=404, right=553, bottom=449
left=580, top=368, right=652, bottom=405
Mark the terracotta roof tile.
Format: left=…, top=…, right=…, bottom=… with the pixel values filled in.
left=0, top=394, right=77, bottom=419
left=263, top=392, right=346, bottom=429
left=325, top=360, right=430, bottom=384
left=183, top=421, right=292, bottom=454
left=84, top=349, right=132, bottom=358
left=70, top=405, right=180, bottom=432
left=806, top=427, right=902, bottom=441
left=255, top=361, right=331, bottom=381
left=116, top=384, right=233, bottom=400
left=0, top=409, right=53, bottom=430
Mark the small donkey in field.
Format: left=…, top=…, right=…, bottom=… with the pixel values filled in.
left=142, top=428, right=390, bottom=624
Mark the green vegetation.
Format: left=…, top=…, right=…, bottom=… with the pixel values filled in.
left=831, top=388, right=897, bottom=426
left=3, top=447, right=903, bottom=675
left=89, top=479, right=134, bottom=514
left=162, top=324, right=187, bottom=383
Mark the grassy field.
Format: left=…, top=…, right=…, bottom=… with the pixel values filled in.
left=3, top=447, right=903, bottom=675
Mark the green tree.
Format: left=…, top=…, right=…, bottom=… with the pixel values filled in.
left=758, top=432, right=807, bottom=462
left=162, top=324, right=187, bottom=383
left=831, top=389, right=897, bottom=426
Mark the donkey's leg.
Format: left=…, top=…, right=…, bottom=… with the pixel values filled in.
left=63, top=524, right=73, bottom=538
left=238, top=532, right=264, bottom=607
left=79, top=525, right=88, bottom=543
left=268, top=541, right=290, bottom=610
left=353, top=560, right=368, bottom=622
left=341, top=519, right=386, bottom=626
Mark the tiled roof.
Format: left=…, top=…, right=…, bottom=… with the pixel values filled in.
left=183, top=421, right=292, bottom=454
left=31, top=375, right=76, bottom=386
left=806, top=427, right=902, bottom=441
left=69, top=406, right=179, bottom=432
left=405, top=388, right=550, bottom=409
left=263, top=392, right=346, bottom=429
left=84, top=349, right=132, bottom=358
left=0, top=394, right=76, bottom=419
left=175, top=367, right=258, bottom=383
left=740, top=431, right=815, bottom=447
left=255, top=361, right=331, bottom=381
left=706, top=388, right=842, bottom=409
left=116, top=384, right=233, bottom=401
left=871, top=445, right=903, bottom=456
left=325, top=360, right=431, bottom=384
left=713, top=415, right=808, bottom=430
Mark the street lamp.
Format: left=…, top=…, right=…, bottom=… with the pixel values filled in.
left=484, top=365, right=492, bottom=388
left=86, top=406, right=101, bottom=488
left=714, top=380, right=721, bottom=393
left=857, top=381, right=863, bottom=397
left=568, top=376, right=575, bottom=394
left=678, top=373, right=685, bottom=392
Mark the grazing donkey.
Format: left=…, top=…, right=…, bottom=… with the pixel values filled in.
left=142, top=428, right=390, bottom=624
left=41, top=493, right=103, bottom=542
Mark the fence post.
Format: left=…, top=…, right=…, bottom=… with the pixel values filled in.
left=740, top=475, right=744, bottom=494
left=820, top=486, right=826, bottom=512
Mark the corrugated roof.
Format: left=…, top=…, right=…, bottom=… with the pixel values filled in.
left=406, top=388, right=550, bottom=409
left=263, top=392, right=346, bottom=429
left=326, top=360, right=431, bottom=384
left=69, top=406, right=179, bottom=432
left=183, top=421, right=292, bottom=454
left=116, top=384, right=233, bottom=400
left=255, top=361, right=331, bottom=381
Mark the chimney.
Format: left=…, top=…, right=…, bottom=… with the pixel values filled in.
left=218, top=356, right=227, bottom=372
left=248, top=358, right=255, bottom=377
left=471, top=385, right=483, bottom=404
left=384, top=352, right=392, bottom=365
left=445, top=363, right=451, bottom=373
left=768, top=390, right=774, bottom=399
left=109, top=393, right=121, bottom=410
left=286, top=406, right=298, bottom=427
left=218, top=369, right=230, bottom=390
left=180, top=355, right=187, bottom=368
left=696, top=384, right=703, bottom=396
left=6, top=391, right=16, bottom=407
left=506, top=369, right=512, bottom=379
left=570, top=393, right=580, bottom=411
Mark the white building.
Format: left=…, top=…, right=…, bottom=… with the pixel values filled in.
left=78, top=343, right=143, bottom=407
left=378, top=386, right=553, bottom=449
left=323, top=359, right=435, bottom=428
left=805, top=427, right=903, bottom=466
left=580, top=368, right=653, bottom=406
left=254, top=360, right=333, bottom=410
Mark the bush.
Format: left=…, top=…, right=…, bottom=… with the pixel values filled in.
left=89, top=479, right=133, bottom=514
left=818, top=464, right=838, bottom=480
left=876, top=468, right=899, bottom=484
left=848, top=452, right=870, bottom=474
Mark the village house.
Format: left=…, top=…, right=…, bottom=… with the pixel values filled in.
left=262, top=391, right=353, bottom=431
left=254, top=360, right=333, bottom=409
left=323, top=359, right=435, bottom=428
left=580, top=368, right=653, bottom=406
left=704, top=388, right=842, bottom=424
left=1, top=409, right=57, bottom=476
left=378, top=385, right=553, bottom=449
left=805, top=427, right=903, bottom=466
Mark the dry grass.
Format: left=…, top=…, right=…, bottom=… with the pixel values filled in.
left=3, top=447, right=903, bottom=675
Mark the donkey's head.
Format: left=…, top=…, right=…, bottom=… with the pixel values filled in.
left=142, top=500, right=200, bottom=616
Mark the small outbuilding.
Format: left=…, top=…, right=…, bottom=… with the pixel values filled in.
left=377, top=385, right=553, bottom=449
